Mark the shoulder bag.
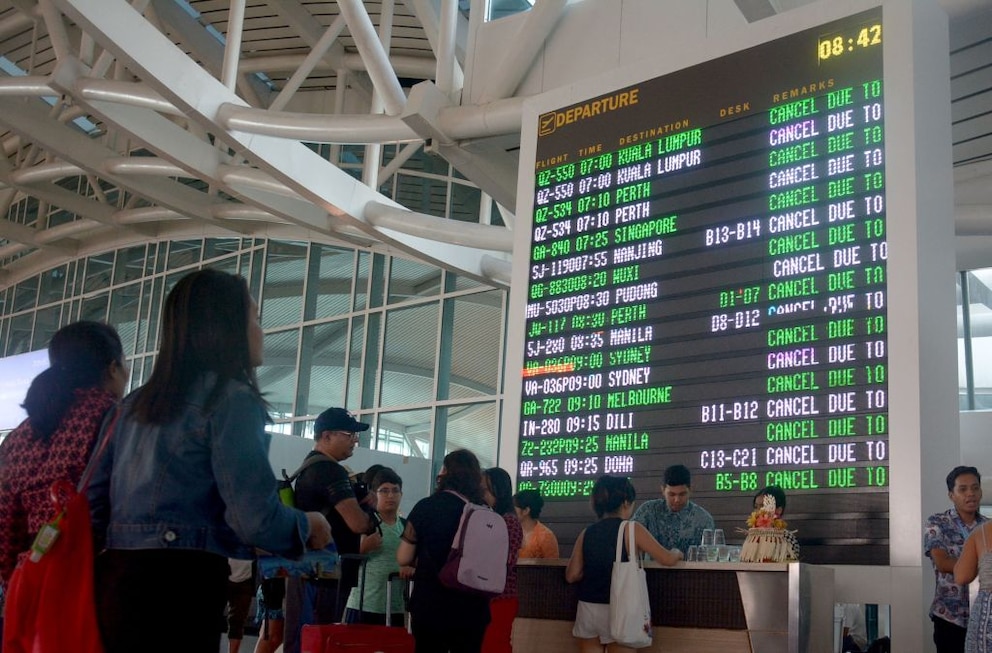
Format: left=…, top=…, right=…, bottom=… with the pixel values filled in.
left=3, top=410, right=119, bottom=653
left=609, top=520, right=653, bottom=648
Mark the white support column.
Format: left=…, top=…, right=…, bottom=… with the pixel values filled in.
left=336, top=0, right=406, bottom=115
left=220, top=0, right=247, bottom=92
left=436, top=0, right=458, bottom=98
left=404, top=0, right=463, bottom=90
left=478, top=190, right=491, bottom=226
left=330, top=67, right=348, bottom=165
left=378, top=141, right=422, bottom=186
left=38, top=0, right=72, bottom=61
left=362, top=0, right=395, bottom=190
left=91, top=0, right=150, bottom=78
left=269, top=15, right=347, bottom=112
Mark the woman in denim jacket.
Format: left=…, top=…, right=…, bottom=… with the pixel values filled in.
left=86, top=270, right=331, bottom=653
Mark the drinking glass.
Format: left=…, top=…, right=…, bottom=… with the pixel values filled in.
left=717, top=545, right=730, bottom=562
left=728, top=546, right=742, bottom=563
left=713, top=529, right=726, bottom=547
left=705, top=545, right=719, bottom=562
left=686, top=545, right=698, bottom=562
left=700, top=529, right=714, bottom=547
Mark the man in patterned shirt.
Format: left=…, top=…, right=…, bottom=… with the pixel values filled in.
left=633, top=464, right=715, bottom=555
left=924, top=465, right=986, bottom=653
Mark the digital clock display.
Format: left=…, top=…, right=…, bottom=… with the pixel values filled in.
left=515, top=7, right=889, bottom=565
left=818, top=22, right=882, bottom=61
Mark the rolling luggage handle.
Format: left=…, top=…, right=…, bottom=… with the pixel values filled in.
left=336, top=553, right=368, bottom=623
left=386, top=571, right=410, bottom=631
left=300, top=560, right=414, bottom=653
left=338, top=554, right=408, bottom=626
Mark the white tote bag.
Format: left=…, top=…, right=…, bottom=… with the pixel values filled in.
left=609, top=520, right=653, bottom=648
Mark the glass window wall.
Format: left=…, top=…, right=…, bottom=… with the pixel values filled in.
left=381, top=302, right=440, bottom=408
left=0, top=237, right=508, bottom=493
left=959, top=269, right=992, bottom=409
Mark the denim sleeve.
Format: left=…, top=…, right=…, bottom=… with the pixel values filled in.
left=209, top=388, right=309, bottom=559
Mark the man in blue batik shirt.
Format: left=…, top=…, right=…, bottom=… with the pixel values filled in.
left=924, top=465, right=986, bottom=653
left=633, top=464, right=715, bottom=555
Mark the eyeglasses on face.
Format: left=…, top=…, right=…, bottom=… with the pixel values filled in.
left=376, top=488, right=402, bottom=495
left=328, top=430, right=359, bottom=440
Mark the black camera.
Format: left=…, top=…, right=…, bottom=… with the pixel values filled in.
left=352, top=480, right=370, bottom=504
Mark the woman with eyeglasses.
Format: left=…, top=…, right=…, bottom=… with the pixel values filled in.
left=344, top=467, right=413, bottom=626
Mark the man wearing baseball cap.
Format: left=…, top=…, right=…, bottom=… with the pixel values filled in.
left=286, top=408, right=376, bottom=649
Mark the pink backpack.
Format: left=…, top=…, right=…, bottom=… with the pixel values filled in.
left=438, top=491, right=509, bottom=597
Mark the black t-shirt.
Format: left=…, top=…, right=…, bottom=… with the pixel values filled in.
left=294, top=452, right=361, bottom=574
left=406, top=491, right=490, bottom=629
left=578, top=517, right=626, bottom=604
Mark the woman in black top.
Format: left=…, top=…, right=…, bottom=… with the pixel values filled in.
left=398, top=449, right=490, bottom=653
left=565, top=475, right=681, bottom=653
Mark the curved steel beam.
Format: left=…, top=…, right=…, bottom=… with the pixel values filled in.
left=217, top=104, right=422, bottom=143
left=53, top=0, right=511, bottom=288
left=365, top=200, right=512, bottom=251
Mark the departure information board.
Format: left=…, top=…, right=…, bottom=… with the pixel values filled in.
left=516, top=7, right=889, bottom=564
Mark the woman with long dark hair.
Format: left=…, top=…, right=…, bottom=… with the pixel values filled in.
left=0, top=321, right=128, bottom=588
left=86, top=269, right=331, bottom=653
left=398, top=449, right=491, bottom=653
left=481, top=467, right=523, bottom=653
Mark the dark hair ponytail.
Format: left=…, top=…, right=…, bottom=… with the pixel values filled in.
left=591, top=475, right=636, bottom=518
left=22, top=321, right=124, bottom=441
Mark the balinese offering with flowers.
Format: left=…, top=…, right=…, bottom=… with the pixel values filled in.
left=739, top=494, right=799, bottom=562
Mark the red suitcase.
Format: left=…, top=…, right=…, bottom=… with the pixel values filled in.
left=300, top=623, right=413, bottom=653
left=300, top=564, right=414, bottom=653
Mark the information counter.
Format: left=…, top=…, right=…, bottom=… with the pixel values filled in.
left=513, top=560, right=834, bottom=653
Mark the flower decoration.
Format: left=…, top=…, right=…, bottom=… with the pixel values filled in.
left=746, top=493, right=788, bottom=530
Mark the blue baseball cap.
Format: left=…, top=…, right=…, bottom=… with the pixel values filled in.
left=314, top=407, right=370, bottom=436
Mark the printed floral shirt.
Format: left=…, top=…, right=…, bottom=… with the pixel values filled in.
left=0, top=387, right=116, bottom=588
left=924, top=507, right=987, bottom=628
left=632, top=499, right=714, bottom=555
left=497, top=512, right=523, bottom=599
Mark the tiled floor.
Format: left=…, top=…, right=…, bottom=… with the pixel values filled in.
left=219, top=632, right=260, bottom=653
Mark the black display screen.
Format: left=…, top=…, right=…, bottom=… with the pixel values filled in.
left=517, top=7, right=889, bottom=564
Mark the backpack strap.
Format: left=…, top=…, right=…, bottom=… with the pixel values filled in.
left=281, top=452, right=333, bottom=483
left=443, top=489, right=468, bottom=504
